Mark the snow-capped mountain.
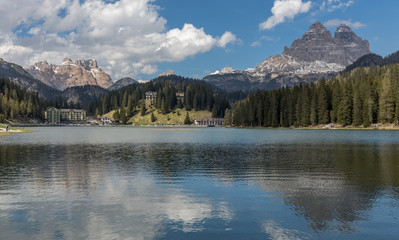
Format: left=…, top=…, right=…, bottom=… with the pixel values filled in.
left=204, top=22, right=371, bottom=91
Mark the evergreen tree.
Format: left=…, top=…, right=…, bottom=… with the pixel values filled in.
left=378, top=76, right=395, bottom=123
left=337, top=82, right=352, bottom=125
left=317, top=82, right=330, bottom=124
left=119, top=108, right=127, bottom=124
left=184, top=112, right=191, bottom=125
left=140, top=101, right=147, bottom=116
left=113, top=109, right=120, bottom=123
left=352, top=89, right=363, bottom=126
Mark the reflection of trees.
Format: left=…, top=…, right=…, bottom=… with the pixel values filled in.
left=120, top=143, right=399, bottom=232
left=237, top=143, right=399, bottom=232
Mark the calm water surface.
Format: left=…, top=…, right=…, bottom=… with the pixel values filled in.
left=0, top=127, right=399, bottom=239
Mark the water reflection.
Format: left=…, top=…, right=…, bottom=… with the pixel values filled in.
left=0, top=144, right=240, bottom=239
left=1, top=128, right=399, bottom=239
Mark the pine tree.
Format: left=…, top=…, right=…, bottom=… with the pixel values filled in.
left=378, top=76, right=395, bottom=123
left=317, top=82, right=330, bottom=124
left=310, top=90, right=317, bottom=125
left=184, top=112, right=191, bottom=125
left=120, top=108, right=127, bottom=124
left=113, top=109, right=120, bottom=123
left=337, top=82, right=352, bottom=125
left=140, top=101, right=147, bottom=116
left=352, top=90, right=363, bottom=126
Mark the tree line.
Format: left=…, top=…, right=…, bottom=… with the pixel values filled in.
left=0, top=78, right=80, bottom=123
left=0, top=78, right=46, bottom=122
left=225, top=64, right=399, bottom=127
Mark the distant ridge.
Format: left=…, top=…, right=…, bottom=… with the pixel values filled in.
left=344, top=50, right=399, bottom=72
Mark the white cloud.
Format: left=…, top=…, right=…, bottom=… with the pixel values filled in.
left=322, top=0, right=354, bottom=12
left=324, top=19, right=366, bottom=29
left=319, top=0, right=354, bottom=12
left=217, top=32, right=237, bottom=47
left=0, top=0, right=236, bottom=79
left=251, top=41, right=262, bottom=47
left=251, top=36, right=275, bottom=47
left=260, top=0, right=312, bottom=30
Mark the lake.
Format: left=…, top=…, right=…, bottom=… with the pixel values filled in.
left=0, top=127, right=399, bottom=239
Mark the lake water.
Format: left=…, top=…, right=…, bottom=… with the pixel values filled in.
left=0, top=127, right=398, bottom=239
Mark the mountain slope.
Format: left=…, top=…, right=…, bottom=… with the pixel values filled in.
left=108, top=77, right=138, bottom=91
left=344, top=50, right=399, bottom=72
left=62, top=85, right=109, bottom=106
left=0, top=58, right=61, bottom=100
left=204, top=22, right=370, bottom=92
left=27, top=58, right=113, bottom=90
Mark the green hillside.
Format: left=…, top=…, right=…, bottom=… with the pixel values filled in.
left=104, top=101, right=211, bottom=125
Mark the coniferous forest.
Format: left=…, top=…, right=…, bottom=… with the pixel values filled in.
left=225, top=64, right=399, bottom=127
left=86, top=75, right=229, bottom=121
left=0, top=78, right=80, bottom=123
left=0, top=78, right=48, bottom=122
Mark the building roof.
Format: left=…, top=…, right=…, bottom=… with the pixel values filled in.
left=60, top=109, right=86, bottom=113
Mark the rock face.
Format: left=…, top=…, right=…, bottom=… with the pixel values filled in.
left=204, top=22, right=370, bottom=92
left=27, top=58, right=113, bottom=90
left=282, top=22, right=369, bottom=65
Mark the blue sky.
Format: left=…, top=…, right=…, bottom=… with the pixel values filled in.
left=0, top=0, right=398, bottom=81
left=156, top=0, right=399, bottom=78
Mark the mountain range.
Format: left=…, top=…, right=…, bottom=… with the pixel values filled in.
left=204, top=22, right=370, bottom=91
left=2, top=22, right=398, bottom=107
left=0, top=58, right=138, bottom=106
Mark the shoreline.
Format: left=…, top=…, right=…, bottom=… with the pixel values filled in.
left=227, top=123, right=399, bottom=131
left=7, top=123, right=399, bottom=131
left=0, top=125, right=33, bottom=137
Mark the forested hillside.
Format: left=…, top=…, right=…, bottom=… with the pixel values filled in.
left=0, top=78, right=49, bottom=122
left=344, top=51, right=399, bottom=72
left=86, top=75, right=229, bottom=121
left=226, top=64, right=399, bottom=127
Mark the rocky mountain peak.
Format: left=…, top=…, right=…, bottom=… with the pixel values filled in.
left=334, top=24, right=361, bottom=43
left=336, top=24, right=353, bottom=33
left=281, top=22, right=370, bottom=65
left=204, top=22, right=372, bottom=92
left=63, top=58, right=72, bottom=63
left=301, top=22, right=332, bottom=41
left=27, top=58, right=113, bottom=90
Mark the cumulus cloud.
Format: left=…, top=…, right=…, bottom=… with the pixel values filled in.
left=217, top=32, right=237, bottom=47
left=324, top=19, right=366, bottom=29
left=260, top=0, right=312, bottom=30
left=0, top=0, right=236, bottom=79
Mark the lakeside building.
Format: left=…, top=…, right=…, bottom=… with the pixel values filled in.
left=176, top=92, right=184, bottom=98
left=97, top=116, right=112, bottom=125
left=45, top=107, right=87, bottom=124
left=45, top=107, right=61, bottom=124
left=145, top=91, right=157, bottom=101
left=194, top=118, right=224, bottom=126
